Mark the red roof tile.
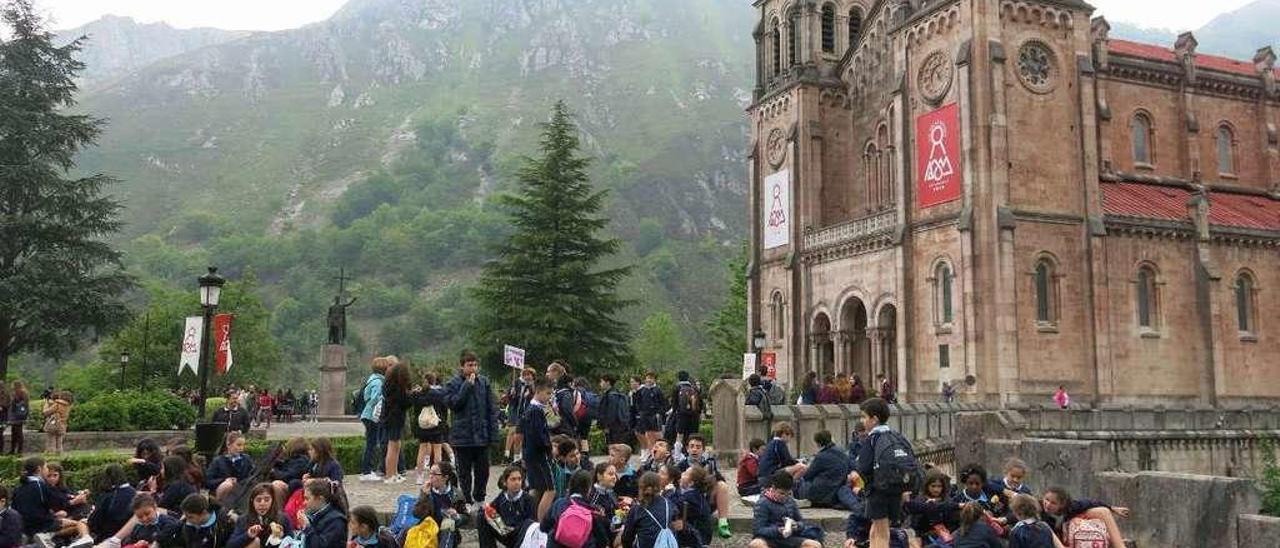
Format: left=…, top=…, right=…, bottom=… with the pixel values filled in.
left=1108, top=39, right=1267, bottom=78
left=1101, top=181, right=1280, bottom=232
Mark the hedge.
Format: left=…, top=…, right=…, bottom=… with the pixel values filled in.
left=25, top=391, right=198, bottom=433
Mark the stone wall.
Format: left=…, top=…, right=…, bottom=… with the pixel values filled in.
left=1096, top=471, right=1262, bottom=548
left=1011, top=403, right=1280, bottom=432
left=20, top=428, right=266, bottom=453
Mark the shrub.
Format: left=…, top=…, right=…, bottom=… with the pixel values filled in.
left=66, top=390, right=197, bottom=432
left=1262, top=438, right=1280, bottom=517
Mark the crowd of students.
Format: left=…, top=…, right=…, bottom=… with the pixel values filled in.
left=730, top=397, right=1130, bottom=548
left=0, top=430, right=362, bottom=548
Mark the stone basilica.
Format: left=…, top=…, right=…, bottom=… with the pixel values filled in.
left=745, top=0, right=1280, bottom=405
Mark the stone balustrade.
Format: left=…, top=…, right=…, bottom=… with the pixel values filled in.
left=801, top=209, right=897, bottom=251
left=1008, top=402, right=1280, bottom=431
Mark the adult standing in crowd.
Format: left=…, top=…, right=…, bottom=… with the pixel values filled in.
left=799, top=371, right=819, bottom=405
left=381, top=359, right=411, bottom=484
left=211, top=391, right=251, bottom=434
left=42, top=391, right=71, bottom=455
left=8, top=382, right=28, bottom=455
left=444, top=350, right=500, bottom=510
left=357, top=356, right=389, bottom=482
left=0, top=382, right=9, bottom=454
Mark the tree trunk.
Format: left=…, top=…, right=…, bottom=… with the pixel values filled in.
left=0, top=322, right=9, bottom=381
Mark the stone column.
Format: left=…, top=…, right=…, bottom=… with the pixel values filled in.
left=318, top=345, right=349, bottom=416
left=868, top=327, right=883, bottom=379
left=833, top=330, right=849, bottom=376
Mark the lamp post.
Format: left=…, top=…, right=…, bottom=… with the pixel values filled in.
left=119, top=351, right=130, bottom=390
left=752, top=329, right=767, bottom=375
left=196, top=267, right=226, bottom=419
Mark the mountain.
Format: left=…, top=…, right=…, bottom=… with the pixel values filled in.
left=56, top=15, right=248, bottom=89
left=1108, top=0, right=1279, bottom=60
left=69, top=0, right=755, bottom=371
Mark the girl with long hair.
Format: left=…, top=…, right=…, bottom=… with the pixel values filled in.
left=381, top=359, right=411, bottom=484
left=7, top=381, right=28, bottom=454
left=228, top=483, right=292, bottom=548
left=157, top=455, right=198, bottom=513
left=620, top=472, right=675, bottom=548
left=410, top=370, right=449, bottom=486
left=206, top=432, right=255, bottom=505
left=952, top=502, right=1002, bottom=547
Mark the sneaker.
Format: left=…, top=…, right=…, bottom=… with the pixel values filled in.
left=717, top=517, right=731, bottom=538
left=384, top=474, right=406, bottom=484
left=358, top=473, right=381, bottom=482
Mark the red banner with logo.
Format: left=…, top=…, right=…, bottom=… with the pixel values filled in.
left=213, top=314, right=234, bottom=375
left=915, top=103, right=964, bottom=208
left=762, top=352, right=777, bottom=379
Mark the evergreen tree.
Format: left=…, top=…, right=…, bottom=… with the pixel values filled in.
left=0, top=0, right=131, bottom=379
left=702, top=245, right=748, bottom=379
left=471, top=101, right=633, bottom=376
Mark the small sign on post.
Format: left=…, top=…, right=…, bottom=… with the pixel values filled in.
left=503, top=345, right=526, bottom=369
left=742, top=353, right=757, bottom=379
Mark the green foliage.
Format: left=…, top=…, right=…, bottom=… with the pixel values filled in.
left=471, top=103, right=635, bottom=376
left=1262, top=437, right=1280, bottom=517
left=0, top=451, right=135, bottom=492
left=0, top=0, right=132, bottom=379
left=702, top=245, right=749, bottom=380
left=632, top=312, right=690, bottom=373
left=67, top=390, right=196, bottom=431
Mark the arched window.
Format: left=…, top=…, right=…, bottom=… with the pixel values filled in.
left=864, top=142, right=879, bottom=210
left=1217, top=124, right=1236, bottom=175
left=1132, top=112, right=1153, bottom=166
left=848, top=8, right=863, bottom=51
left=1034, top=257, right=1059, bottom=324
left=771, top=19, right=781, bottom=76
left=821, top=4, right=836, bottom=53
left=1136, top=264, right=1159, bottom=330
left=1235, top=272, right=1256, bottom=335
left=788, top=9, right=801, bottom=67
left=934, top=262, right=955, bottom=325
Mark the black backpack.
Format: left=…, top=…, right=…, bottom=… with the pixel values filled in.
left=351, top=379, right=370, bottom=415
left=609, top=392, right=631, bottom=430
left=871, top=429, right=921, bottom=493
left=752, top=387, right=773, bottom=421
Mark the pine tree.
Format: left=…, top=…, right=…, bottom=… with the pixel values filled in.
left=0, top=0, right=132, bottom=379
left=471, top=101, right=633, bottom=376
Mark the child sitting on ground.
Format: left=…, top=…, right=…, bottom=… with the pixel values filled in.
left=620, top=472, right=676, bottom=548
left=756, top=423, right=807, bottom=493
left=163, top=494, right=235, bottom=548
left=607, top=444, right=638, bottom=499
left=1040, top=486, right=1129, bottom=548
left=205, top=433, right=255, bottom=506
left=0, top=485, right=24, bottom=548
left=639, top=441, right=674, bottom=475
left=1007, top=494, right=1063, bottom=548
left=904, top=469, right=960, bottom=548
left=587, top=462, right=623, bottom=545
left=738, top=438, right=766, bottom=497
left=112, top=493, right=179, bottom=547
left=674, top=466, right=715, bottom=547
left=347, top=506, right=397, bottom=548
left=478, top=465, right=535, bottom=548
left=677, top=434, right=732, bottom=538
left=13, top=457, right=88, bottom=539
left=747, top=471, right=823, bottom=548
left=952, top=502, right=1002, bottom=548
left=227, top=483, right=291, bottom=548
left=87, top=465, right=138, bottom=542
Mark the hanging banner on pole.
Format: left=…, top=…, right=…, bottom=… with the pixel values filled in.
left=762, top=352, right=778, bottom=380
left=213, top=314, right=234, bottom=375
left=762, top=170, right=791, bottom=249
left=179, top=316, right=203, bottom=375
left=742, top=354, right=757, bottom=379
left=503, top=345, right=526, bottom=369
left=915, top=103, right=964, bottom=208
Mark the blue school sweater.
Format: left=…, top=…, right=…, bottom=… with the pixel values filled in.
left=1009, top=518, right=1057, bottom=548
left=620, top=497, right=675, bottom=548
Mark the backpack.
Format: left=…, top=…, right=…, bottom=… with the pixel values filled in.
left=1066, top=518, right=1109, bottom=548
left=389, top=494, right=421, bottom=534
left=676, top=384, right=699, bottom=415
left=751, top=387, right=774, bottom=421
left=553, top=499, right=594, bottom=548
left=351, top=378, right=370, bottom=415
left=642, top=498, right=678, bottom=548
left=12, top=399, right=27, bottom=420
left=607, top=391, right=631, bottom=430
left=571, top=390, right=588, bottom=421
left=418, top=405, right=441, bottom=429
left=766, top=383, right=785, bottom=405
left=402, top=518, right=439, bottom=548
left=870, top=429, right=921, bottom=493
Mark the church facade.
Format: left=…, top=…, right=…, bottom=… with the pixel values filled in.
left=745, top=0, right=1280, bottom=405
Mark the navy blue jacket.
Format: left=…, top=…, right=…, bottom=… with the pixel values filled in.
left=540, top=495, right=608, bottom=548
left=587, top=487, right=619, bottom=533
left=488, top=490, right=535, bottom=530
left=160, top=480, right=197, bottom=512
left=854, top=426, right=901, bottom=495
left=751, top=494, right=822, bottom=543
left=756, top=437, right=796, bottom=487
left=954, top=521, right=1003, bottom=548
left=678, top=453, right=725, bottom=482
left=301, top=505, right=347, bottom=548
left=13, top=476, right=69, bottom=536
left=620, top=497, right=675, bottom=548
left=800, top=443, right=849, bottom=507
left=904, top=497, right=960, bottom=539
left=519, top=401, right=552, bottom=463
left=289, top=459, right=343, bottom=493
left=270, top=455, right=310, bottom=484
left=0, top=507, right=23, bottom=548
left=633, top=385, right=665, bottom=419
left=552, top=386, right=579, bottom=437
left=227, top=512, right=292, bottom=548
left=675, top=487, right=713, bottom=545
left=124, top=513, right=179, bottom=545
left=597, top=388, right=630, bottom=433
left=444, top=374, right=500, bottom=448
left=161, top=510, right=235, bottom=548
left=1008, top=519, right=1057, bottom=548
left=88, top=485, right=138, bottom=540
left=204, top=454, right=254, bottom=491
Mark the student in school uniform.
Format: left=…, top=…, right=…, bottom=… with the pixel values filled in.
left=478, top=466, right=536, bottom=548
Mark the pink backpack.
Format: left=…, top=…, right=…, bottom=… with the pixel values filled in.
left=554, top=499, right=594, bottom=548
left=1066, top=518, right=1109, bottom=548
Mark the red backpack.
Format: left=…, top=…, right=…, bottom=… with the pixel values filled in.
left=1066, top=518, right=1110, bottom=548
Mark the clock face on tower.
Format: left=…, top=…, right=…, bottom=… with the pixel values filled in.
left=766, top=128, right=787, bottom=168
left=918, top=50, right=953, bottom=104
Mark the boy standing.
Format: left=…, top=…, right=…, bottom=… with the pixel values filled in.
left=849, top=397, right=917, bottom=548
left=519, top=380, right=555, bottom=521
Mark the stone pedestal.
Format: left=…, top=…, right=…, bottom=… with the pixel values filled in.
left=319, top=345, right=349, bottom=416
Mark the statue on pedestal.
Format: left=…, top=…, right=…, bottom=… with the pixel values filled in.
left=326, top=268, right=356, bottom=345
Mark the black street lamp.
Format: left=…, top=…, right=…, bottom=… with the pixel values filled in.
left=119, top=351, right=129, bottom=390
left=196, top=267, right=226, bottom=419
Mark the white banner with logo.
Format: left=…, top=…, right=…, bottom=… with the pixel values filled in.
left=179, top=316, right=203, bottom=375
left=763, top=170, right=791, bottom=249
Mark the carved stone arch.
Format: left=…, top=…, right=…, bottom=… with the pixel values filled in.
left=834, top=286, right=872, bottom=329
left=1016, top=5, right=1028, bottom=22
left=869, top=293, right=897, bottom=324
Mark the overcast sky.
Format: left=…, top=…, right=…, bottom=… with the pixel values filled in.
left=37, top=0, right=1260, bottom=32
